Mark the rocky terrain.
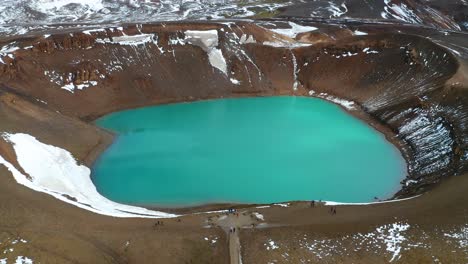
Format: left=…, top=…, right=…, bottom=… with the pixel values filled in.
left=0, top=0, right=466, bottom=263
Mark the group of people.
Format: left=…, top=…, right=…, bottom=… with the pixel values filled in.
left=229, top=227, right=237, bottom=233
left=227, top=208, right=239, bottom=217
left=309, top=200, right=337, bottom=215
left=154, top=220, right=164, bottom=228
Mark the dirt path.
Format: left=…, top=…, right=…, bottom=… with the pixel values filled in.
left=208, top=210, right=264, bottom=264
left=229, top=230, right=241, bottom=264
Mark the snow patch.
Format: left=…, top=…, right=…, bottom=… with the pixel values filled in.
left=398, top=109, right=453, bottom=175
left=253, top=212, right=264, bottom=221
left=14, top=256, right=33, bottom=264
left=239, top=34, right=256, bottom=44
left=0, top=42, right=20, bottom=62
left=183, top=30, right=227, bottom=75
left=96, top=33, right=156, bottom=46
left=230, top=78, right=240, bottom=85
left=405, top=180, right=418, bottom=186
left=444, top=224, right=468, bottom=249
left=354, top=30, right=368, bottom=36
left=291, top=50, right=299, bottom=90
left=381, top=0, right=421, bottom=24
left=32, top=0, right=104, bottom=13
left=377, top=222, right=410, bottom=262
left=270, top=22, right=318, bottom=39
left=262, top=41, right=312, bottom=48
left=363, top=47, right=379, bottom=54
left=329, top=2, right=348, bottom=18
left=82, top=28, right=106, bottom=35
left=310, top=92, right=356, bottom=110
left=0, top=133, right=176, bottom=218
left=61, top=80, right=97, bottom=93
left=265, top=239, right=279, bottom=250
left=324, top=195, right=420, bottom=206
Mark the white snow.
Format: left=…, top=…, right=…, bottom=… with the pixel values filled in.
left=0, top=43, right=20, bottom=56
left=262, top=40, right=313, bottom=48
left=328, top=2, right=348, bottom=18
left=362, top=47, right=379, bottom=54
left=398, top=109, right=453, bottom=175
left=32, top=0, right=104, bottom=13
left=331, top=51, right=359, bottom=59
left=381, top=0, right=421, bottom=24
left=405, top=180, right=418, bottom=186
left=0, top=133, right=176, bottom=218
left=444, top=224, right=468, bottom=249
left=230, top=78, right=241, bottom=85
left=0, top=259, right=6, bottom=264
left=309, top=90, right=355, bottom=110
left=270, top=22, right=318, bottom=39
left=82, top=28, right=106, bottom=35
left=239, top=34, right=256, bottom=44
left=61, top=83, right=75, bottom=92
left=252, top=212, right=264, bottom=221
left=311, top=92, right=356, bottom=110
left=14, top=256, right=33, bottom=264
left=183, top=30, right=227, bottom=75
left=354, top=30, right=368, bottom=36
left=265, top=239, right=279, bottom=250
left=377, top=222, right=410, bottom=262
left=324, top=195, right=421, bottom=206
left=291, top=50, right=299, bottom=90
left=61, top=80, right=98, bottom=93
left=96, top=33, right=156, bottom=46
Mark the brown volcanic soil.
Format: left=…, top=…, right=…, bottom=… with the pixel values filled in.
left=0, top=20, right=467, bottom=263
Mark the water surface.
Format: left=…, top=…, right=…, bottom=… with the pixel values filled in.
left=92, top=96, right=406, bottom=207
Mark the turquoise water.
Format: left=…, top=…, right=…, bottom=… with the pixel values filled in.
left=92, top=96, right=406, bottom=207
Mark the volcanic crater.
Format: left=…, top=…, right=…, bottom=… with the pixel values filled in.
left=0, top=16, right=467, bottom=264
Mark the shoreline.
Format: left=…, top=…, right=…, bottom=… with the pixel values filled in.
left=84, top=94, right=411, bottom=216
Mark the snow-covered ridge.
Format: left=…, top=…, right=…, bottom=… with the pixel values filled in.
left=0, top=0, right=294, bottom=37
left=0, top=133, right=176, bottom=218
